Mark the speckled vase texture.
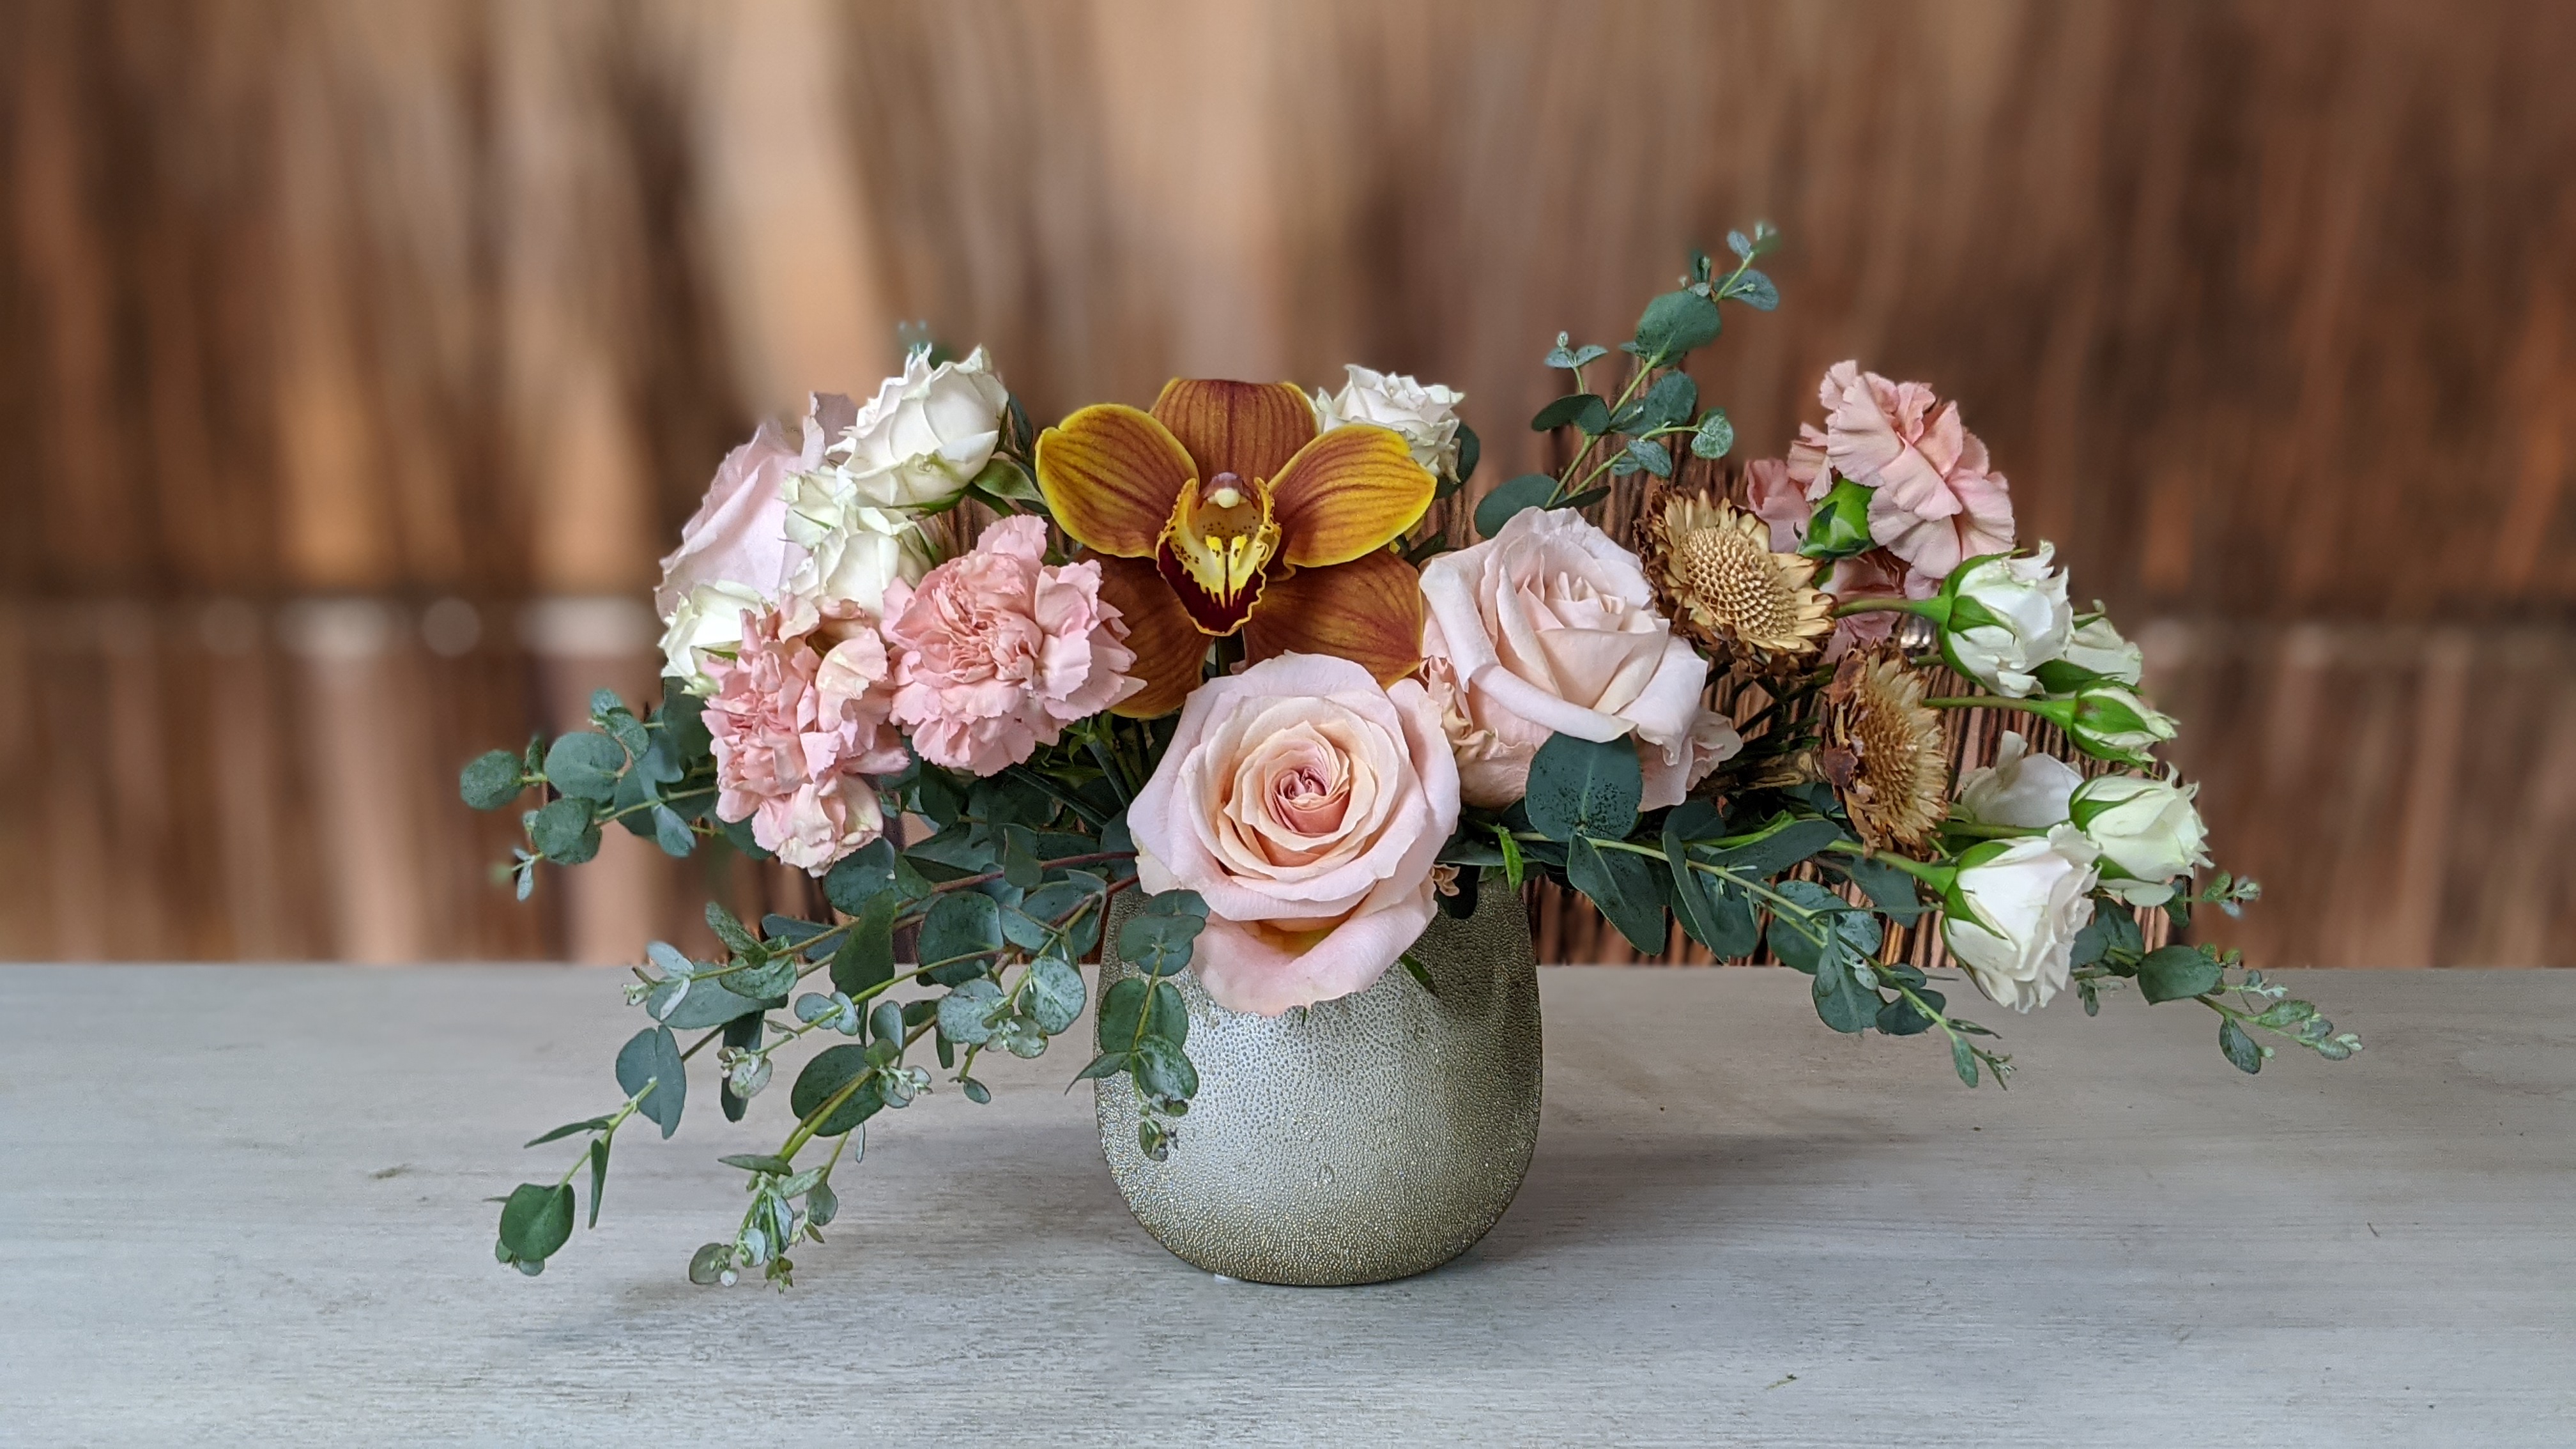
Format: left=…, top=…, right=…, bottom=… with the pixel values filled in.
left=1094, top=877, right=1543, bottom=1286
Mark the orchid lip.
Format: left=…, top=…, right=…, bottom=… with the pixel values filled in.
left=1156, top=470, right=1283, bottom=634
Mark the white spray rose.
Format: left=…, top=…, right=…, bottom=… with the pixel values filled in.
left=2055, top=613, right=2144, bottom=686
left=2070, top=773, right=2210, bottom=907
left=1935, top=543, right=2073, bottom=698
left=2063, top=682, right=2179, bottom=763
left=1312, top=365, right=1467, bottom=478
left=824, top=346, right=1011, bottom=511
left=1941, top=824, right=2099, bottom=1013
left=658, top=579, right=771, bottom=693
left=1954, top=730, right=2083, bottom=829
left=779, top=472, right=935, bottom=629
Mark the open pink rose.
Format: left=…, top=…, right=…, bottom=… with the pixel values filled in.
left=1810, top=360, right=2014, bottom=589
left=703, top=603, right=907, bottom=874
left=1130, top=653, right=1461, bottom=1016
left=654, top=392, right=854, bottom=618
left=880, top=515, right=1142, bottom=776
left=1416, top=507, right=1712, bottom=810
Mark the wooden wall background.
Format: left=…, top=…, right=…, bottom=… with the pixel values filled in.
left=3, top=0, right=2572, bottom=965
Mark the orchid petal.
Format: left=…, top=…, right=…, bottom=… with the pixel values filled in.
left=1034, top=404, right=1194, bottom=558
left=1267, top=424, right=1437, bottom=567
left=1091, top=553, right=1206, bottom=718
left=1242, top=549, right=1425, bottom=686
left=1149, top=379, right=1316, bottom=487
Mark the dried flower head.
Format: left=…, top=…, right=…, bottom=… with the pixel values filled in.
left=1821, top=648, right=1950, bottom=848
left=1641, top=489, right=1834, bottom=670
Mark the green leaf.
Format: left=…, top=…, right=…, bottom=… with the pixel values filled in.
left=1797, top=479, right=1875, bottom=562
left=1951, top=1036, right=1980, bottom=1087
left=1118, top=908, right=1204, bottom=977
left=1763, top=880, right=1853, bottom=975
left=1453, top=422, right=1480, bottom=484
left=1705, top=817, right=1841, bottom=878
left=718, top=1153, right=797, bottom=1176
left=1075, top=1050, right=1131, bottom=1082
left=1637, top=371, right=1699, bottom=429
left=1531, top=393, right=1612, bottom=435
left=806, top=1176, right=841, bottom=1225
left=2254, top=999, right=2317, bottom=1030
left=1097, top=976, right=1149, bottom=1048
left=1689, top=409, right=1735, bottom=460
left=2137, top=946, right=2223, bottom=1004
left=1811, top=948, right=1881, bottom=1034
left=1664, top=816, right=1758, bottom=958
left=529, top=798, right=600, bottom=864
left=869, top=999, right=906, bottom=1046
left=703, top=900, right=760, bottom=955
left=789, top=1045, right=881, bottom=1137
left=937, top=978, right=1008, bottom=1045
left=1149, top=981, right=1189, bottom=1047
left=460, top=750, right=526, bottom=810
left=1474, top=473, right=1560, bottom=540
left=1623, top=437, right=1674, bottom=478
left=1631, top=288, right=1723, bottom=360
left=586, top=1138, right=610, bottom=1228
left=615, top=1026, right=687, bottom=1138
left=1024, top=953, right=1086, bottom=1035
left=687, top=1241, right=733, bottom=1285
left=1828, top=852, right=1926, bottom=924
left=544, top=733, right=628, bottom=804
left=1566, top=837, right=1668, bottom=954
left=831, top=891, right=900, bottom=997
left=1876, top=988, right=1942, bottom=1036
left=649, top=805, right=694, bottom=857
left=523, top=1117, right=611, bottom=1147
left=1133, top=1036, right=1199, bottom=1100
left=1398, top=952, right=1439, bottom=996
left=919, top=892, right=1003, bottom=983
left=497, top=1182, right=576, bottom=1263
left=1001, top=825, right=1044, bottom=890
left=718, top=1013, right=763, bottom=1123
left=649, top=976, right=771, bottom=1030
left=2218, top=1018, right=2262, bottom=1075
left=1522, top=733, right=1643, bottom=843
left=823, top=839, right=898, bottom=917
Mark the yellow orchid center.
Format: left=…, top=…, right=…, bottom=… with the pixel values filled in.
left=1155, top=470, right=1282, bottom=633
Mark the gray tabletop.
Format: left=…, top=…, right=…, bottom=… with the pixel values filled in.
left=2, top=965, right=2568, bottom=1447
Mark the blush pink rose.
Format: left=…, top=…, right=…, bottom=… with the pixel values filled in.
left=879, top=516, right=1143, bottom=776
left=1810, top=360, right=2014, bottom=590
left=703, top=602, right=907, bottom=874
left=1416, top=507, right=1712, bottom=811
left=654, top=392, right=855, bottom=617
left=1130, top=653, right=1461, bottom=1016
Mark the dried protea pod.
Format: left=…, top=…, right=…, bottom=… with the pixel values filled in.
left=1821, top=648, right=1949, bottom=848
left=1639, top=486, right=1834, bottom=678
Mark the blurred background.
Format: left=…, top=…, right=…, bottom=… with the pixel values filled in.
left=3, top=0, right=2572, bottom=967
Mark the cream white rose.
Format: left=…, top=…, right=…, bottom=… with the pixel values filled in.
left=655, top=393, right=857, bottom=689
left=824, top=346, right=1011, bottom=511
left=1128, top=653, right=1461, bottom=1016
left=2063, top=682, right=2179, bottom=763
left=2070, top=773, right=2209, bottom=907
left=778, top=474, right=935, bottom=630
left=658, top=579, right=771, bottom=693
left=1418, top=507, right=1712, bottom=810
left=1953, top=730, right=2082, bottom=829
left=1312, top=365, right=1467, bottom=478
left=1942, top=823, right=2099, bottom=1012
left=1936, top=543, right=2073, bottom=698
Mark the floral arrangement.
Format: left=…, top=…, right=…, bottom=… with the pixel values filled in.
left=460, top=226, right=2355, bottom=1285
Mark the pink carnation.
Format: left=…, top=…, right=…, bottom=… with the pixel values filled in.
left=880, top=516, right=1144, bottom=776
left=1809, top=361, right=2014, bottom=591
left=1742, top=457, right=1812, bottom=553
left=703, top=605, right=906, bottom=874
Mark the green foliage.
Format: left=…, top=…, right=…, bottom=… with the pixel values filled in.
left=1118, top=890, right=1209, bottom=977
left=496, top=1182, right=575, bottom=1269
left=2136, top=946, right=2223, bottom=1003
left=1475, top=473, right=1561, bottom=539
left=1705, top=816, right=1839, bottom=877
left=1565, top=838, right=1667, bottom=954
left=2218, top=1018, right=2262, bottom=1075
left=789, top=1045, right=881, bottom=1137
left=615, top=1026, right=687, bottom=1138
left=1531, top=393, right=1611, bottom=435
left=544, top=733, right=628, bottom=804
left=528, top=799, right=600, bottom=864
left=1523, top=733, right=1642, bottom=843
left=919, top=893, right=1002, bottom=984
left=460, top=751, right=526, bottom=810
left=1629, top=289, right=1723, bottom=361
left=823, top=839, right=897, bottom=917
left=1798, top=480, right=1875, bottom=561
left=1023, top=953, right=1087, bottom=1035
left=1689, top=410, right=1735, bottom=460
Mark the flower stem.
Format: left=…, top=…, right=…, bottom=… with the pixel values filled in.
left=1831, top=595, right=1943, bottom=620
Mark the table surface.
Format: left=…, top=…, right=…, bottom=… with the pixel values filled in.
left=1, top=964, right=2568, bottom=1448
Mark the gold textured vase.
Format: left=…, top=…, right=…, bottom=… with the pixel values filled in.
left=1094, top=877, right=1543, bottom=1286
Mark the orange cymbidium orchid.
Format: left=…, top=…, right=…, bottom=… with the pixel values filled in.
left=1034, top=378, right=1436, bottom=717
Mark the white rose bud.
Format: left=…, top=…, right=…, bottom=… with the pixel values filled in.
left=779, top=476, right=935, bottom=629
left=1312, top=364, right=1467, bottom=478
left=1953, top=730, right=2083, bottom=829
left=2062, top=682, right=2179, bottom=764
left=2070, top=773, right=2211, bottom=907
left=1934, top=543, right=2074, bottom=698
left=1940, top=823, right=2099, bottom=1013
left=659, top=579, right=770, bottom=693
left=2035, top=611, right=2145, bottom=692
left=826, top=346, right=1011, bottom=512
